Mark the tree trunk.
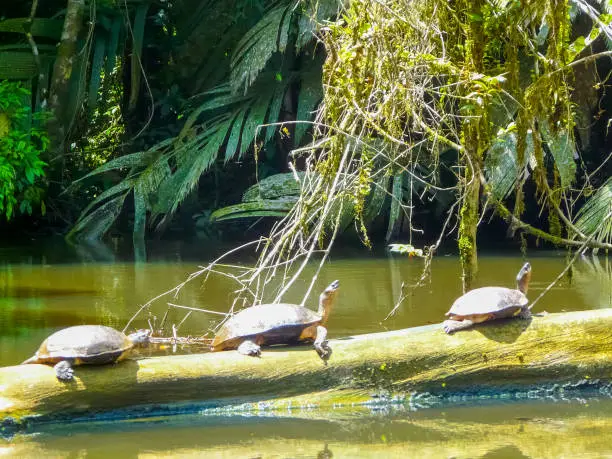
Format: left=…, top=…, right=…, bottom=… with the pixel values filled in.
left=2, top=309, right=612, bottom=430
left=46, top=0, right=85, bottom=174
left=458, top=174, right=480, bottom=291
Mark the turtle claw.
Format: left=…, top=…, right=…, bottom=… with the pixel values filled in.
left=237, top=340, right=261, bottom=357
left=442, top=319, right=474, bottom=334
left=314, top=341, right=332, bottom=361
left=54, top=360, right=74, bottom=381
left=314, top=325, right=331, bottom=361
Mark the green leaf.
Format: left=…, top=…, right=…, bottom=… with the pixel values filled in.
left=295, top=63, right=323, bottom=144
left=230, top=2, right=294, bottom=94
left=72, top=150, right=156, bottom=184
left=264, top=82, right=286, bottom=143
left=574, top=176, right=612, bottom=245
left=225, top=108, right=249, bottom=162
left=211, top=198, right=297, bottom=221
left=296, top=0, right=340, bottom=51
left=242, top=172, right=303, bottom=201
left=540, top=121, right=576, bottom=189
left=67, top=192, right=129, bottom=241
left=104, top=16, right=123, bottom=79
left=88, top=31, right=107, bottom=114
left=133, top=181, right=147, bottom=243
left=386, top=172, right=404, bottom=241
left=128, top=3, right=150, bottom=111
left=76, top=179, right=136, bottom=223
left=485, top=130, right=535, bottom=200
left=177, top=85, right=247, bottom=142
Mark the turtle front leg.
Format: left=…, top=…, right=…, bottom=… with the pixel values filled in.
left=314, top=325, right=331, bottom=360
left=517, top=307, right=532, bottom=320
left=442, top=319, right=475, bottom=334
left=54, top=360, right=75, bottom=381
left=237, top=340, right=261, bottom=357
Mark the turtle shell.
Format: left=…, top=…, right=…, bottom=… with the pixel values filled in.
left=31, top=325, right=133, bottom=365
left=446, top=286, right=528, bottom=317
left=212, top=303, right=321, bottom=351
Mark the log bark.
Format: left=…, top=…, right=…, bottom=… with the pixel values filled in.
left=2, top=309, right=612, bottom=428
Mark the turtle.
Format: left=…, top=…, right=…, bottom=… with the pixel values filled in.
left=211, top=280, right=340, bottom=358
left=442, top=262, right=532, bottom=334
left=22, top=325, right=151, bottom=381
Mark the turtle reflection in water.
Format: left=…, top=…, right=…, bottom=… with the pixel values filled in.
left=212, top=280, right=340, bottom=359
left=443, top=262, right=532, bottom=334
left=22, top=325, right=151, bottom=380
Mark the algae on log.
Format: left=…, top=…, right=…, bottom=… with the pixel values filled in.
left=2, top=309, right=612, bottom=426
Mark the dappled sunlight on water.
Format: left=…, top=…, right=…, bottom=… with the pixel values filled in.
left=0, top=243, right=608, bottom=366
left=4, top=398, right=612, bottom=458
left=0, top=241, right=610, bottom=457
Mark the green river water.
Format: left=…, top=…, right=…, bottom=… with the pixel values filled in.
left=1, top=240, right=611, bottom=457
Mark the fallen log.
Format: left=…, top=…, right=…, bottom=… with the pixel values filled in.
left=2, top=308, right=612, bottom=428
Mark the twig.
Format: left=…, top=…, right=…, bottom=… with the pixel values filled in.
left=167, top=303, right=229, bottom=316
left=384, top=201, right=459, bottom=321
left=122, top=240, right=260, bottom=333
left=175, top=311, right=192, bottom=333
left=529, top=210, right=612, bottom=311
left=148, top=335, right=212, bottom=345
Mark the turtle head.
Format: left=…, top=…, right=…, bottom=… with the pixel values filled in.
left=318, top=280, right=340, bottom=324
left=516, top=262, right=531, bottom=294
left=128, top=329, right=151, bottom=346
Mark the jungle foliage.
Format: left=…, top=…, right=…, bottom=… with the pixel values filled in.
left=66, top=0, right=341, bottom=243
left=1, top=0, right=611, bottom=281
left=295, top=0, right=612, bottom=288
left=0, top=81, right=47, bottom=220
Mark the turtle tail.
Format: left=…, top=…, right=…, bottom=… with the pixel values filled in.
left=21, top=355, right=38, bottom=365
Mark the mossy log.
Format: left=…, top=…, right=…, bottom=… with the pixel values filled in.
left=2, top=309, right=612, bottom=427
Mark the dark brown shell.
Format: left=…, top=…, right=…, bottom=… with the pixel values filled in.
left=30, top=325, right=132, bottom=363
left=212, top=303, right=321, bottom=350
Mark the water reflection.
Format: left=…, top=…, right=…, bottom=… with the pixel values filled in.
left=573, top=255, right=612, bottom=309
left=4, top=398, right=612, bottom=458
left=0, top=244, right=608, bottom=367
left=1, top=242, right=612, bottom=457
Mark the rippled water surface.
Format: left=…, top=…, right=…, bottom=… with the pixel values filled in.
left=1, top=240, right=611, bottom=457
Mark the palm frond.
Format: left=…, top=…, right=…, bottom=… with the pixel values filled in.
left=72, top=149, right=158, bottom=184
left=296, top=0, right=342, bottom=51
left=88, top=31, right=107, bottom=114
left=295, top=61, right=323, bottom=144
left=540, top=122, right=577, bottom=189
left=264, top=80, right=286, bottom=142
left=386, top=172, right=404, bottom=241
left=242, top=172, right=303, bottom=201
left=128, top=3, right=149, bottom=112
left=153, top=115, right=233, bottom=217
left=67, top=192, right=129, bottom=241
left=574, top=176, right=612, bottom=244
left=363, top=174, right=390, bottom=224
left=230, top=1, right=295, bottom=94
left=211, top=198, right=297, bottom=222
left=133, top=181, right=147, bottom=242
left=212, top=172, right=303, bottom=222
left=104, top=16, right=123, bottom=78
left=238, top=93, right=272, bottom=159
left=178, top=85, right=246, bottom=142
left=485, top=130, right=535, bottom=200
left=77, top=178, right=136, bottom=219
